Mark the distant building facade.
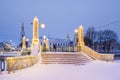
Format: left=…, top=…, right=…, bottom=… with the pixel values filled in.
left=39, top=37, right=75, bottom=52
left=0, top=42, right=15, bottom=51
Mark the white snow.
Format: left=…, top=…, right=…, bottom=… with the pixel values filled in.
left=0, top=53, right=21, bottom=57
left=0, top=60, right=120, bottom=80
left=42, top=52, right=81, bottom=54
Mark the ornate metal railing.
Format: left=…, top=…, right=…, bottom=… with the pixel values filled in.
left=41, top=46, right=77, bottom=52
left=81, top=46, right=114, bottom=61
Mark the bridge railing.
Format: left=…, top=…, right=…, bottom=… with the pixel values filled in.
left=81, top=46, right=114, bottom=61
left=41, top=46, right=77, bottom=52
left=5, top=54, right=40, bottom=73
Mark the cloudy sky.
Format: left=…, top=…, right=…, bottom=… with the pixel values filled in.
left=0, top=0, right=120, bottom=44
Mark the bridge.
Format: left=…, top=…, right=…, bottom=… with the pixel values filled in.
left=0, top=17, right=114, bottom=73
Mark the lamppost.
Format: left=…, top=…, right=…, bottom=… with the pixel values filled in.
left=66, top=34, right=70, bottom=52
left=30, top=17, right=45, bottom=52
left=31, top=22, right=45, bottom=29
left=74, top=25, right=85, bottom=52
left=74, top=29, right=78, bottom=52
left=22, top=36, right=26, bottom=51
left=42, top=36, right=49, bottom=52
left=26, top=38, right=29, bottom=48
left=43, top=35, right=46, bottom=45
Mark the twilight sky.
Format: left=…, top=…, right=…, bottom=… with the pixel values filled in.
left=0, top=0, right=120, bottom=45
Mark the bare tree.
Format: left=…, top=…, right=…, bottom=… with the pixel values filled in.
left=85, top=27, right=118, bottom=53
left=85, top=27, right=97, bottom=49
left=101, top=30, right=118, bottom=53
left=97, top=30, right=103, bottom=52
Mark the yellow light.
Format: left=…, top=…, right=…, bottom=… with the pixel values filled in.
left=41, top=23, right=45, bottom=29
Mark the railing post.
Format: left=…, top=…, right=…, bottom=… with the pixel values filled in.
left=0, top=60, right=1, bottom=71
left=1, top=60, right=5, bottom=71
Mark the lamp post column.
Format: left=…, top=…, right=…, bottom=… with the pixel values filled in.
left=31, top=17, right=39, bottom=51
left=77, top=25, right=85, bottom=52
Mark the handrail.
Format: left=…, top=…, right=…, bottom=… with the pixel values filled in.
left=5, top=54, right=40, bottom=73
left=81, top=46, right=114, bottom=61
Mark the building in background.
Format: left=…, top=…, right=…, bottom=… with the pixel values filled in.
left=39, top=36, right=75, bottom=52
left=0, top=42, right=16, bottom=52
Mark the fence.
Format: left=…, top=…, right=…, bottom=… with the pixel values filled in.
left=41, top=46, right=77, bottom=52
left=5, top=54, right=40, bottom=73
left=81, top=46, right=114, bottom=61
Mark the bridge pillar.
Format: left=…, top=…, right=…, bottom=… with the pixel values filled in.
left=21, top=36, right=26, bottom=51
left=31, top=17, right=40, bottom=51
left=45, top=38, right=50, bottom=51
left=77, top=25, right=84, bottom=52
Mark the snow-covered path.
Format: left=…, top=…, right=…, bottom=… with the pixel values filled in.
left=0, top=60, right=120, bottom=80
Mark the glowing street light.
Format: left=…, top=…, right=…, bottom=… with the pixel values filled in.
left=43, top=35, right=46, bottom=39
left=26, top=38, right=29, bottom=42
left=75, top=29, right=78, bottom=34
left=74, top=29, right=78, bottom=51
left=31, top=22, right=45, bottom=29
left=40, top=23, right=45, bottom=29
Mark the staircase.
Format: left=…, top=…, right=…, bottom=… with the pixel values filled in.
left=41, top=52, right=93, bottom=65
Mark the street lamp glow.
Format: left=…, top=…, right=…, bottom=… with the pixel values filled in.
left=75, top=29, right=78, bottom=33
left=10, top=40, right=12, bottom=42
left=43, top=36, right=46, bottom=39
left=26, top=38, right=29, bottom=42
left=40, top=23, right=45, bottom=29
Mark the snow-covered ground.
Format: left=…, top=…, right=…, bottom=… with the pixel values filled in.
left=0, top=60, right=120, bottom=80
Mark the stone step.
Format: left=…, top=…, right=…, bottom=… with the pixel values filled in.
left=42, top=60, right=93, bottom=64
left=42, top=58, right=88, bottom=61
left=42, top=57, right=89, bottom=59
left=42, top=57, right=90, bottom=60
left=41, top=53, right=92, bottom=64
left=42, top=54, right=86, bottom=58
left=42, top=59, right=89, bottom=62
left=42, top=59, right=89, bottom=61
left=42, top=62, right=86, bottom=64
left=42, top=55, right=87, bottom=58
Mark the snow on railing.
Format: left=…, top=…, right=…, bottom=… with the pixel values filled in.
left=5, top=54, right=40, bottom=74
left=81, top=46, right=114, bottom=61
